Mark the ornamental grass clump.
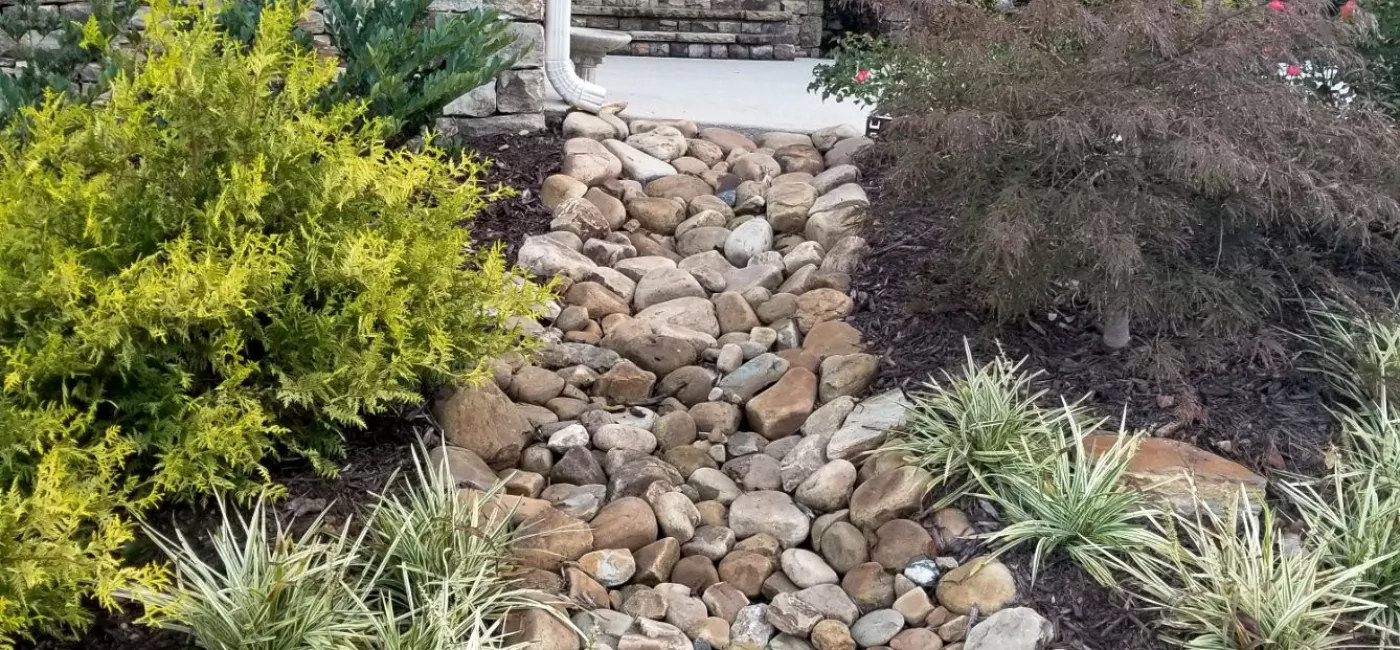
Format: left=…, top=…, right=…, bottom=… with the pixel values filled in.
left=843, top=0, right=1400, bottom=348
left=884, top=342, right=1086, bottom=506
left=1282, top=299, right=1400, bottom=640
left=1114, top=497, right=1389, bottom=650
left=979, top=416, right=1168, bottom=586
left=0, top=0, right=546, bottom=643
left=141, top=450, right=551, bottom=650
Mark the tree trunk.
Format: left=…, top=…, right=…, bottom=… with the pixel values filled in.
left=1102, top=308, right=1131, bottom=349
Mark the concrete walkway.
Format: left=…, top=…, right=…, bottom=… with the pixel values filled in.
left=545, top=57, right=868, bottom=135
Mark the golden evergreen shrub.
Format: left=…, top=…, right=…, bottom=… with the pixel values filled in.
left=0, top=1, right=547, bottom=644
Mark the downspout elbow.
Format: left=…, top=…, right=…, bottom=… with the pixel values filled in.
left=544, top=0, right=607, bottom=112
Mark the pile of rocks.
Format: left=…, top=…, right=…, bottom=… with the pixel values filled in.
left=430, top=112, right=1056, bottom=650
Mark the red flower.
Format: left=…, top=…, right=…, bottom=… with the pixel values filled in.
left=855, top=69, right=871, bottom=84
left=1268, top=0, right=1289, bottom=12
left=1287, top=64, right=1302, bottom=76
left=1341, top=0, right=1358, bottom=20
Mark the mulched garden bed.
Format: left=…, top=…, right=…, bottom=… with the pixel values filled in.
left=849, top=166, right=1341, bottom=650
left=463, top=128, right=564, bottom=265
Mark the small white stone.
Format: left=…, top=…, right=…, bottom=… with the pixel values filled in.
left=546, top=423, right=590, bottom=453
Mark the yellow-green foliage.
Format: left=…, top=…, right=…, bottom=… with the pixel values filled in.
left=0, top=0, right=547, bottom=644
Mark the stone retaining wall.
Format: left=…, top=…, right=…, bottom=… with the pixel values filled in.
left=570, top=0, right=822, bottom=60
left=0, top=0, right=548, bottom=137
left=430, top=0, right=549, bottom=137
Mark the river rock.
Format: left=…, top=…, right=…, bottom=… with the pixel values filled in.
left=729, top=491, right=810, bottom=548
left=635, top=297, right=721, bottom=337
left=716, top=353, right=789, bottom=402
left=747, top=368, right=818, bottom=439
left=627, top=126, right=688, bottom=161
left=580, top=548, right=638, bottom=587
left=936, top=556, right=1016, bottom=615
left=434, top=381, right=532, bottom=470
left=724, top=218, right=774, bottom=267
left=795, top=459, right=857, bottom=512
left=646, top=174, right=713, bottom=202
left=518, top=234, right=598, bottom=280
left=604, top=139, right=678, bottom=184
left=767, top=592, right=824, bottom=636
left=562, top=137, right=623, bottom=186
left=965, top=607, right=1053, bottom=650
left=781, top=548, right=839, bottom=588
left=805, top=183, right=870, bottom=249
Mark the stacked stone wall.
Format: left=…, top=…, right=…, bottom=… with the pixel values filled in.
left=570, top=0, right=822, bottom=60
left=0, top=0, right=549, bottom=137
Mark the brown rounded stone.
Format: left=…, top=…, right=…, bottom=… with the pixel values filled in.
left=433, top=381, right=532, bottom=470
left=702, top=582, right=750, bottom=623
left=633, top=537, right=681, bottom=585
left=849, top=466, right=932, bottom=531
left=505, top=608, right=582, bottom=650
left=732, top=533, right=781, bottom=559
left=821, top=521, right=870, bottom=574
left=696, top=500, right=728, bottom=528
left=590, top=497, right=659, bottom=551
left=777, top=348, right=822, bottom=374
left=713, top=291, right=762, bottom=334
left=812, top=619, right=858, bottom=650
left=690, top=401, right=742, bottom=438
left=628, top=197, right=687, bottom=235
left=646, top=174, right=715, bottom=202
left=717, top=551, right=774, bottom=598
left=871, top=519, right=935, bottom=572
left=891, top=627, right=943, bottom=650
left=565, top=281, right=631, bottom=320
left=617, top=333, right=699, bottom=378
left=672, top=555, right=721, bottom=593
left=795, top=288, right=854, bottom=333
left=594, top=360, right=657, bottom=404
left=745, top=368, right=818, bottom=440
left=803, top=320, right=864, bottom=359
left=842, top=562, right=895, bottom=613
left=931, top=508, right=976, bottom=553
left=511, top=506, right=594, bottom=572
left=658, top=365, right=717, bottom=406
left=565, top=566, right=611, bottom=609
left=664, top=445, right=718, bottom=479
left=935, top=556, right=1016, bottom=615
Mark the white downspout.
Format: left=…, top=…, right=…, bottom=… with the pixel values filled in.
left=545, top=0, right=606, bottom=112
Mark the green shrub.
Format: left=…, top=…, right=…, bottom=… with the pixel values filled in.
left=810, top=33, right=931, bottom=111
left=0, top=0, right=546, bottom=643
left=321, top=0, right=518, bottom=140
left=142, top=450, right=552, bottom=650
left=223, top=0, right=518, bottom=141
left=841, top=0, right=1400, bottom=348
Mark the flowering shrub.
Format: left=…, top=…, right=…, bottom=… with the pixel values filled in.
left=1278, top=60, right=1357, bottom=107
left=810, top=34, right=932, bottom=111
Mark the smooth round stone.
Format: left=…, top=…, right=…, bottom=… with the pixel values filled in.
left=851, top=609, right=906, bottom=647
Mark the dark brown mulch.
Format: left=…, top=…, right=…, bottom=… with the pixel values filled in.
left=460, top=129, right=563, bottom=265
left=852, top=170, right=1339, bottom=650
left=849, top=179, right=1337, bottom=479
